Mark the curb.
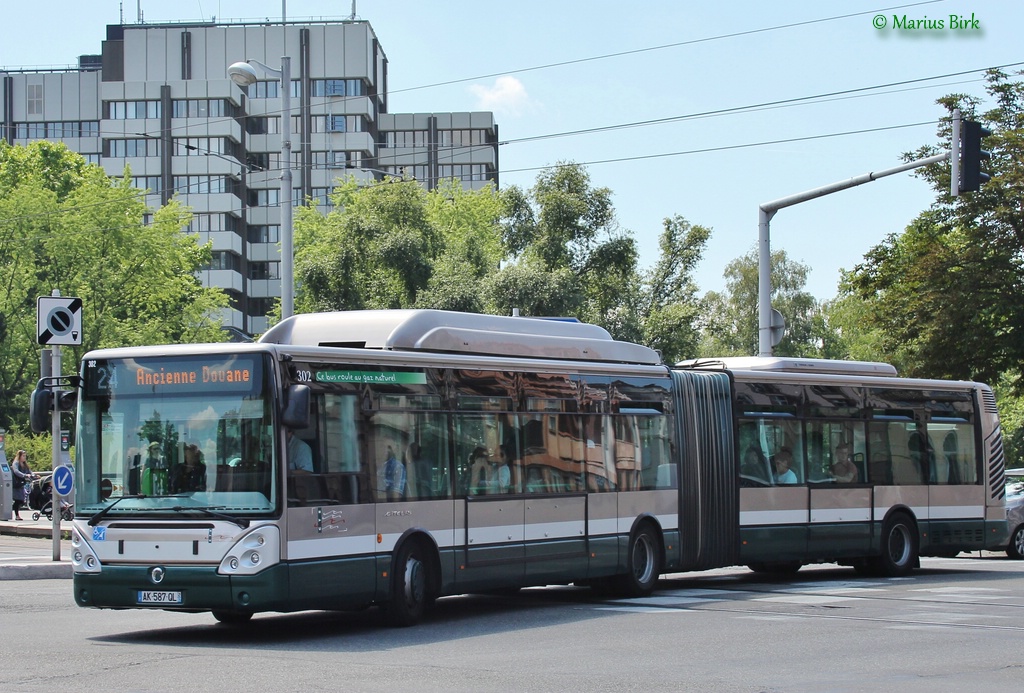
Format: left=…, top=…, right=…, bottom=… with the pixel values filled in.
left=0, top=523, right=75, bottom=580
left=0, top=563, right=73, bottom=580
left=0, top=525, right=57, bottom=539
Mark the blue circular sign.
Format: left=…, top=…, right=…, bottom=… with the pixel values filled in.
left=53, top=465, right=74, bottom=496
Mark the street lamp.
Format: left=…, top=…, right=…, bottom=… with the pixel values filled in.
left=228, top=56, right=294, bottom=319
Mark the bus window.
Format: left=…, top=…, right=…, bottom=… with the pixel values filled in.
left=631, top=414, right=672, bottom=490
left=453, top=409, right=520, bottom=496
left=804, top=421, right=865, bottom=483
left=869, top=417, right=926, bottom=485
left=520, top=399, right=581, bottom=495
left=581, top=415, right=613, bottom=492
left=927, top=419, right=977, bottom=484
left=738, top=416, right=803, bottom=485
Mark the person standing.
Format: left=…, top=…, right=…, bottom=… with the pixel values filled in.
left=11, top=450, right=35, bottom=520
left=380, top=445, right=406, bottom=500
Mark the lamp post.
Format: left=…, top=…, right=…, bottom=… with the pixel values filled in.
left=228, top=57, right=294, bottom=319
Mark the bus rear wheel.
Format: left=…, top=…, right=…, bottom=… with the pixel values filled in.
left=874, top=513, right=918, bottom=577
left=385, top=541, right=433, bottom=627
left=614, top=525, right=662, bottom=597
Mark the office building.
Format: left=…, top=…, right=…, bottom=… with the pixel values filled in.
left=1, top=19, right=500, bottom=334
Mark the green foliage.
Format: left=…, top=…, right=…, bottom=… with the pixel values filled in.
left=994, top=373, right=1024, bottom=468
left=698, top=247, right=822, bottom=357
left=816, top=276, right=888, bottom=362
left=845, top=69, right=1024, bottom=385
left=647, top=216, right=710, bottom=357
left=0, top=141, right=229, bottom=430
left=294, top=164, right=712, bottom=365
left=293, top=175, right=506, bottom=314
left=3, top=426, right=59, bottom=472
left=495, top=164, right=711, bottom=362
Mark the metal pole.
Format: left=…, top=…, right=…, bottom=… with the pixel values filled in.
left=280, top=55, right=294, bottom=319
left=757, top=207, right=775, bottom=357
left=756, top=151, right=950, bottom=357
left=951, top=109, right=961, bottom=198
left=51, top=346, right=61, bottom=562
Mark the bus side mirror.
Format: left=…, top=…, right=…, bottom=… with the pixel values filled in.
left=282, top=384, right=310, bottom=429
left=30, top=386, right=53, bottom=433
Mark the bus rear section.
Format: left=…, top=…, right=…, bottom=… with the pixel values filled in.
left=685, top=358, right=1009, bottom=576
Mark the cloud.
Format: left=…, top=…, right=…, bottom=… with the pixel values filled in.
left=469, top=76, right=535, bottom=117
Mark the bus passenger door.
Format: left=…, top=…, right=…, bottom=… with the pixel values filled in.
left=523, top=494, right=586, bottom=583
left=452, top=409, right=525, bottom=591
left=522, top=411, right=589, bottom=585
left=463, top=496, right=525, bottom=589
left=740, top=486, right=809, bottom=563
left=808, top=486, right=871, bottom=557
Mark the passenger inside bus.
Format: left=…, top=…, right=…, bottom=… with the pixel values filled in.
left=831, top=443, right=858, bottom=483
left=773, top=448, right=797, bottom=484
left=741, top=445, right=771, bottom=485
left=171, top=443, right=207, bottom=493
left=286, top=430, right=313, bottom=472
left=378, top=445, right=407, bottom=500
left=489, top=446, right=512, bottom=493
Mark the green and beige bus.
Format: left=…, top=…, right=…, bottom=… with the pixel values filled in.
left=61, top=310, right=1008, bottom=625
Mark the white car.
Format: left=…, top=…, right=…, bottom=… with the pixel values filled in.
left=1006, top=469, right=1024, bottom=559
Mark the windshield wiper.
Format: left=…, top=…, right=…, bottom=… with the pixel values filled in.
left=88, top=494, right=147, bottom=526
left=170, top=506, right=250, bottom=529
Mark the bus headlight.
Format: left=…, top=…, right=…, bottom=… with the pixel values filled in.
left=71, top=529, right=102, bottom=574
left=218, top=526, right=280, bottom=576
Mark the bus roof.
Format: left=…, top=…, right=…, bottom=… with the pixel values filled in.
left=676, top=356, right=898, bottom=377
left=258, top=309, right=664, bottom=365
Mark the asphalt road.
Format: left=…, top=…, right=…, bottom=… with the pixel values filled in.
left=1, top=554, right=1021, bottom=693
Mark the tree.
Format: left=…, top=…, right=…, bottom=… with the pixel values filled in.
left=846, top=69, right=1024, bottom=385
left=816, top=273, right=888, bottom=363
left=293, top=175, right=506, bottom=314
left=495, top=163, right=637, bottom=322
left=295, top=163, right=712, bottom=365
left=698, top=248, right=821, bottom=357
left=0, top=141, right=228, bottom=429
left=631, top=215, right=711, bottom=363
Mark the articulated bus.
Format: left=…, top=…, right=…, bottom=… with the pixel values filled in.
left=65, top=310, right=1008, bottom=625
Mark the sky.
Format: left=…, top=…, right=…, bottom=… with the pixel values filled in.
left=1, top=0, right=1021, bottom=301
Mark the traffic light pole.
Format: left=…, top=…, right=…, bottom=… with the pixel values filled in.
left=951, top=110, right=961, bottom=198
left=757, top=151, right=950, bottom=356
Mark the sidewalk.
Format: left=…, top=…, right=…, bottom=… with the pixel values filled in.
left=0, top=513, right=73, bottom=580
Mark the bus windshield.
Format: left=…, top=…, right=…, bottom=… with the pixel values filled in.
left=74, top=353, right=277, bottom=517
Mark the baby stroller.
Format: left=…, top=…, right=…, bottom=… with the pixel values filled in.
left=28, top=475, right=73, bottom=522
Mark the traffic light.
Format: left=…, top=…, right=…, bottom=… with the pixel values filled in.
left=960, top=119, right=992, bottom=193
left=28, top=377, right=80, bottom=433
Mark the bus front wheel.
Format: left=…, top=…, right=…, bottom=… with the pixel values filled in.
left=385, top=541, right=432, bottom=627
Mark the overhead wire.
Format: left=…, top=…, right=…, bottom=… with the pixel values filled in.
left=2, top=2, right=1017, bottom=223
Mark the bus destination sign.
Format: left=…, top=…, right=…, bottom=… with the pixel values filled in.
left=85, top=355, right=262, bottom=396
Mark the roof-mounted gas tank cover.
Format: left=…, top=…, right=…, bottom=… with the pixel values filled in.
left=259, top=309, right=663, bottom=365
